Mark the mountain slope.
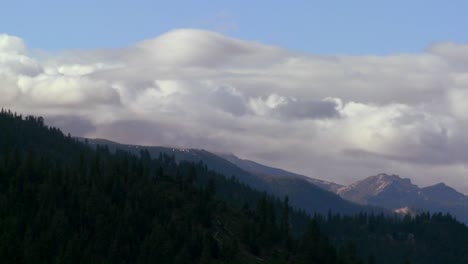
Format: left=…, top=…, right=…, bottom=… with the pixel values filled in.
left=83, top=138, right=268, bottom=192
left=85, top=139, right=376, bottom=216
left=219, top=153, right=374, bottom=215
left=338, top=173, right=468, bottom=224
left=220, top=153, right=344, bottom=192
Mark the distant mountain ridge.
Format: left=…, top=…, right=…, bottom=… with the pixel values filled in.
left=82, top=138, right=467, bottom=224
left=219, top=153, right=344, bottom=192
left=338, top=173, right=468, bottom=223
left=220, top=154, right=468, bottom=224
left=337, top=174, right=420, bottom=206
left=82, top=138, right=377, bottom=216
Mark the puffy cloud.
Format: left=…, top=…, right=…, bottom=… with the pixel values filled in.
left=2, top=29, right=468, bottom=193
left=0, top=34, right=26, bottom=54
left=0, top=35, right=42, bottom=76
left=17, top=74, right=120, bottom=107
left=338, top=102, right=458, bottom=165
left=128, top=29, right=287, bottom=68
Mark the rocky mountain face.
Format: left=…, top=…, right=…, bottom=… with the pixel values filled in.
left=337, top=173, right=468, bottom=223
left=337, top=174, right=420, bottom=207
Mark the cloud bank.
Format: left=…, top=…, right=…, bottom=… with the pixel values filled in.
left=1, top=30, right=468, bottom=193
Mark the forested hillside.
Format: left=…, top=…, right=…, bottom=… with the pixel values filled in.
left=0, top=110, right=360, bottom=263
left=0, top=110, right=467, bottom=264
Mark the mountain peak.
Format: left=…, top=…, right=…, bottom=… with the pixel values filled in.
left=374, top=173, right=409, bottom=182
left=422, top=182, right=460, bottom=193
left=340, top=173, right=412, bottom=194
left=337, top=173, right=418, bottom=205
left=376, top=173, right=399, bottom=179
left=429, top=182, right=447, bottom=188
left=421, top=182, right=466, bottom=200
left=371, top=173, right=413, bottom=192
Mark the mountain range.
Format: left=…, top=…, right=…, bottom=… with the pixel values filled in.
left=221, top=153, right=468, bottom=223
left=84, top=138, right=467, bottom=224
left=337, top=173, right=468, bottom=223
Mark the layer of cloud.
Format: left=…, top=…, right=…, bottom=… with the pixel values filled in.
left=1, top=30, right=468, bottom=193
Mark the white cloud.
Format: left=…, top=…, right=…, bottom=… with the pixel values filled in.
left=249, top=94, right=287, bottom=116
left=2, top=30, right=468, bottom=193
left=0, top=73, right=20, bottom=103
left=0, top=34, right=26, bottom=54
left=17, top=74, right=120, bottom=106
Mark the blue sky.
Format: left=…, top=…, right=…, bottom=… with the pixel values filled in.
left=2, top=0, right=467, bottom=54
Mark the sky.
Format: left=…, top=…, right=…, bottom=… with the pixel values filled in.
left=2, top=0, right=468, bottom=54
left=2, top=1, right=468, bottom=193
